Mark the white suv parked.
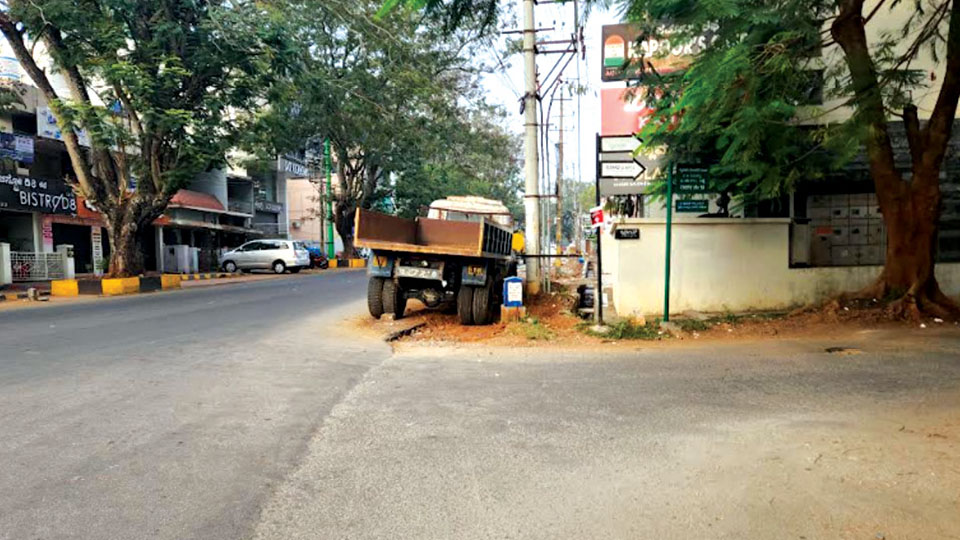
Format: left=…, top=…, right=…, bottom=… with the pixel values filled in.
left=220, top=239, right=310, bottom=274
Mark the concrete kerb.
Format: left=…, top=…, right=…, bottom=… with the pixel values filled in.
left=330, top=258, right=368, bottom=269
left=47, top=268, right=355, bottom=298
left=51, top=274, right=185, bottom=297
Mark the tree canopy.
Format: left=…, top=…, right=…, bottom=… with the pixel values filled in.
left=257, top=0, right=521, bottom=255
left=0, top=0, right=294, bottom=275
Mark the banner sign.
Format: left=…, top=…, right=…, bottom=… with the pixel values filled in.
left=589, top=206, right=605, bottom=229
left=0, top=133, right=34, bottom=163
left=0, top=174, right=77, bottom=214
left=37, top=105, right=91, bottom=147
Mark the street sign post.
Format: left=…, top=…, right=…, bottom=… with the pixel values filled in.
left=597, top=134, right=663, bottom=197
left=676, top=165, right=709, bottom=193
left=676, top=199, right=708, bottom=213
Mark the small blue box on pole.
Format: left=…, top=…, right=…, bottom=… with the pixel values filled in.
left=503, top=276, right=524, bottom=307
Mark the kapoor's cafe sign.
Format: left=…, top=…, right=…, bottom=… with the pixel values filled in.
left=602, top=23, right=711, bottom=82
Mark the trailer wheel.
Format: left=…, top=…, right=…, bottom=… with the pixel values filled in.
left=367, top=277, right=385, bottom=319
left=383, top=280, right=407, bottom=320
left=457, top=286, right=475, bottom=325
left=472, top=283, right=494, bottom=325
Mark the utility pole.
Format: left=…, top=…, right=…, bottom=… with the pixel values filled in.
left=555, top=84, right=565, bottom=276
left=522, top=0, right=541, bottom=293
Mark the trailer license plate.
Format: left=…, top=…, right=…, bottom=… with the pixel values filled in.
left=397, top=266, right=441, bottom=280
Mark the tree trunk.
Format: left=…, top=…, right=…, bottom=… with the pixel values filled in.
left=334, top=200, right=356, bottom=258
left=868, top=177, right=958, bottom=318
left=105, top=215, right=145, bottom=277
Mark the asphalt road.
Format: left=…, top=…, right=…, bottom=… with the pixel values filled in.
left=0, top=270, right=384, bottom=540
left=253, top=330, right=960, bottom=540
left=4, top=275, right=960, bottom=539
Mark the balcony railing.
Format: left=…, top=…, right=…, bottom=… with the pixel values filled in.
left=228, top=200, right=254, bottom=215
left=252, top=222, right=289, bottom=238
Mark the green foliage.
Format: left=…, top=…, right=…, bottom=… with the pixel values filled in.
left=390, top=105, right=523, bottom=220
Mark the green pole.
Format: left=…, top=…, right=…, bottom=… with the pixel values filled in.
left=663, top=164, right=673, bottom=322
left=324, top=138, right=335, bottom=259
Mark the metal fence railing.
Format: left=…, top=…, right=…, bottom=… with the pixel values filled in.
left=10, top=251, right=66, bottom=281
left=252, top=223, right=289, bottom=238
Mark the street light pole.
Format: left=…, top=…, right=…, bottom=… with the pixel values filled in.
left=325, top=138, right=335, bottom=259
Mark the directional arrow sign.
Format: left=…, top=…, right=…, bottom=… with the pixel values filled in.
left=601, top=161, right=645, bottom=178
left=599, top=151, right=636, bottom=162
left=600, top=135, right=642, bottom=153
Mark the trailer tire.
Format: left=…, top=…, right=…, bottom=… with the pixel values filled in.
left=383, top=280, right=407, bottom=320
left=457, top=286, right=475, bottom=325
left=472, top=283, right=494, bottom=325
left=367, top=277, right=385, bottom=319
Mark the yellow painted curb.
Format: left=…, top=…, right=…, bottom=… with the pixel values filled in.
left=161, top=274, right=182, bottom=290
left=51, top=279, right=79, bottom=297
left=102, top=277, right=140, bottom=296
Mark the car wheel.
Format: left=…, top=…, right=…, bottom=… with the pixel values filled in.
left=472, top=282, right=494, bottom=325
left=367, top=277, right=385, bottom=319
left=382, top=280, right=407, bottom=320
left=272, top=260, right=286, bottom=274
left=457, top=286, right=475, bottom=326
left=290, top=267, right=301, bottom=274
left=223, top=261, right=237, bottom=273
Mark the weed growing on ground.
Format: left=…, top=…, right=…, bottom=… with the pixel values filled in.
left=677, top=319, right=710, bottom=332
left=578, top=319, right=663, bottom=340
left=510, top=317, right=555, bottom=341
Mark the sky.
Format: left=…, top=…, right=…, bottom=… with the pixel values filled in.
left=480, top=1, right=624, bottom=192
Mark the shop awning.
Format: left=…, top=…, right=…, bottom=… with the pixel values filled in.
left=168, top=189, right=225, bottom=212
left=154, top=215, right=261, bottom=235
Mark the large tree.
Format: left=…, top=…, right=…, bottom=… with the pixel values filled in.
left=256, top=0, right=501, bottom=256
left=624, top=0, right=960, bottom=317
left=0, top=1, right=292, bottom=276
left=391, top=104, right=523, bottom=220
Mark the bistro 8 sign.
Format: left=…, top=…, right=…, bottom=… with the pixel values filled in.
left=0, top=174, right=77, bottom=215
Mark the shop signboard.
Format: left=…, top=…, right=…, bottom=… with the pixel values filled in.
left=255, top=199, right=284, bottom=213
left=0, top=174, right=77, bottom=215
left=614, top=227, right=640, bottom=240
left=601, top=23, right=712, bottom=82
left=91, top=227, right=104, bottom=276
left=0, top=56, right=21, bottom=81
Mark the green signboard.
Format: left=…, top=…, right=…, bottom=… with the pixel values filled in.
left=676, top=199, right=708, bottom=213
left=676, top=166, right=708, bottom=193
